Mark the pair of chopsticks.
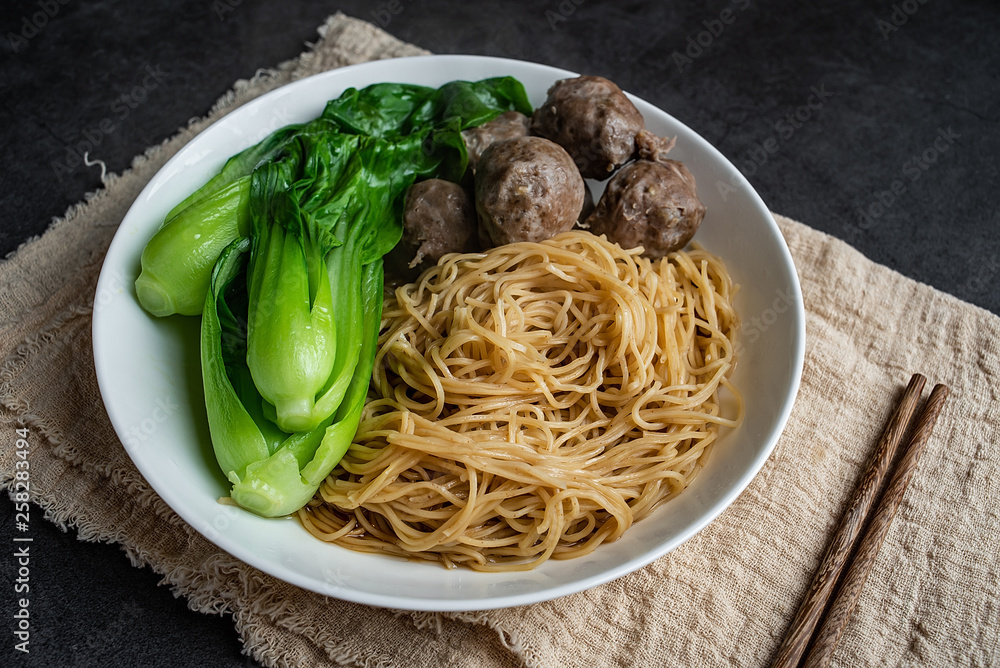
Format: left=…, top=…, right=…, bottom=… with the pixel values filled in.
left=771, top=373, right=949, bottom=668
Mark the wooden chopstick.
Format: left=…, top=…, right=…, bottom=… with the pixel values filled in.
left=801, top=383, right=949, bottom=668
left=770, top=373, right=927, bottom=668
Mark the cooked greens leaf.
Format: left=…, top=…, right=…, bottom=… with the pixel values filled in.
left=150, top=76, right=533, bottom=517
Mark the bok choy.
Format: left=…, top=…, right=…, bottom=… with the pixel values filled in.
left=135, top=76, right=532, bottom=517
left=135, top=119, right=337, bottom=317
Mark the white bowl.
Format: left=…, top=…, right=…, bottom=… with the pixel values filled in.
left=93, top=55, right=804, bottom=611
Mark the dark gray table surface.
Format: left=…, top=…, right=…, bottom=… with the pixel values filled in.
left=1, top=1, right=997, bottom=666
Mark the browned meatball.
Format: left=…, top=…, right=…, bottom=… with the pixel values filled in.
left=531, top=75, right=645, bottom=180
left=475, top=136, right=586, bottom=247
left=462, top=111, right=531, bottom=173
left=585, top=159, right=705, bottom=259
left=388, top=179, right=478, bottom=279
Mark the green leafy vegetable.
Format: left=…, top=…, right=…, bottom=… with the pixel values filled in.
left=200, top=237, right=385, bottom=517
left=243, top=130, right=415, bottom=433
left=165, top=118, right=336, bottom=222
left=135, top=176, right=251, bottom=317
left=230, top=262, right=384, bottom=517
left=322, top=77, right=532, bottom=138
left=135, top=118, right=339, bottom=317
left=142, top=76, right=532, bottom=517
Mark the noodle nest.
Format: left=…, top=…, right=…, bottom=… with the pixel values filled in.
left=299, top=230, right=741, bottom=571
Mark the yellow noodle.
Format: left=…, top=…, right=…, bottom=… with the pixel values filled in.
left=297, top=231, right=742, bottom=571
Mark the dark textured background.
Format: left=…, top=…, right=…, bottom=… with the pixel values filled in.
left=1, top=0, right=997, bottom=665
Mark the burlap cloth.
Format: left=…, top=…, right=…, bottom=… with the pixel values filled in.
left=1, top=13, right=997, bottom=668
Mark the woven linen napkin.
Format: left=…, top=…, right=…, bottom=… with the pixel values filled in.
left=2, top=13, right=998, bottom=668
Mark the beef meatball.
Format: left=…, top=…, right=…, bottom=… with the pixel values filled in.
left=475, top=136, right=586, bottom=247
left=585, top=159, right=705, bottom=259
left=462, top=111, right=531, bottom=173
left=387, top=179, right=478, bottom=279
left=531, top=75, right=645, bottom=179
